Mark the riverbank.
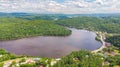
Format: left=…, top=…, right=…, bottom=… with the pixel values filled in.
left=92, top=33, right=106, bottom=53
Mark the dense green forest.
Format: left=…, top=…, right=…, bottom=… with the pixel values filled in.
left=105, top=35, right=120, bottom=49
left=53, top=50, right=103, bottom=67
left=0, top=17, right=71, bottom=40
left=56, top=17, right=120, bottom=34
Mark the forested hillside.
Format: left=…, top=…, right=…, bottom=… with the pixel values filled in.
left=0, top=17, right=71, bottom=40
left=56, top=17, right=120, bottom=34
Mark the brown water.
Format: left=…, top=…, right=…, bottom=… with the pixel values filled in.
left=0, top=28, right=102, bottom=58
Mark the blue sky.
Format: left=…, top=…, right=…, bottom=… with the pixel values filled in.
left=55, top=0, right=65, bottom=3
left=0, top=0, right=120, bottom=14
left=85, top=0, right=95, bottom=2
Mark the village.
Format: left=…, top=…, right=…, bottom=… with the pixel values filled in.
left=2, top=57, right=61, bottom=67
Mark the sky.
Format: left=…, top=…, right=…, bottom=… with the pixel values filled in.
left=0, top=0, right=120, bottom=14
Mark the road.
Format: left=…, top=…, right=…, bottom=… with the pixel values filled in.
left=92, top=34, right=106, bottom=53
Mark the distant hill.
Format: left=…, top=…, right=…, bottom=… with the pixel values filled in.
left=0, top=12, right=120, bottom=18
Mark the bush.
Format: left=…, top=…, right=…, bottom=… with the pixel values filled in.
left=20, top=63, right=36, bottom=67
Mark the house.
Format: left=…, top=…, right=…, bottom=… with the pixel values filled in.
left=39, top=64, right=43, bottom=67
left=105, top=42, right=111, bottom=47
left=26, top=59, right=35, bottom=64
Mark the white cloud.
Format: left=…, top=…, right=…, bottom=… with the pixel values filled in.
left=0, top=0, right=120, bottom=14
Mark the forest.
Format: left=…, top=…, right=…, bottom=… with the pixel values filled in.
left=0, top=17, right=71, bottom=40
left=106, top=35, right=120, bottom=49
left=53, top=50, right=103, bottom=67
left=56, top=17, right=120, bottom=34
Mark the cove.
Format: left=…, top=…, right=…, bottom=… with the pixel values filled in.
left=0, top=28, right=102, bottom=58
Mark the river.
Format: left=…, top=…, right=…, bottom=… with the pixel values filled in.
left=0, top=28, right=102, bottom=58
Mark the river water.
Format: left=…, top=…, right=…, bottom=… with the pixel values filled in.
left=0, top=28, right=102, bottom=58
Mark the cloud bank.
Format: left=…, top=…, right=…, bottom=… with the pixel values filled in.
left=0, top=0, right=120, bottom=14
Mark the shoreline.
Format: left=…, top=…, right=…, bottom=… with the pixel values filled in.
left=92, top=33, right=106, bottom=53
